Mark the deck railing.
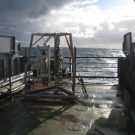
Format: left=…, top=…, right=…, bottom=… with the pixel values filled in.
left=62, top=56, right=119, bottom=79
left=0, top=56, right=120, bottom=95
left=30, top=56, right=120, bottom=80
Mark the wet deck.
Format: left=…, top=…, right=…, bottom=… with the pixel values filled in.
left=0, top=84, right=130, bottom=135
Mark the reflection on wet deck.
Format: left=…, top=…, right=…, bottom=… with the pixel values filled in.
left=0, top=84, right=129, bottom=135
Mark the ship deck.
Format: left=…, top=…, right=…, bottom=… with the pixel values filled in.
left=0, top=84, right=130, bottom=135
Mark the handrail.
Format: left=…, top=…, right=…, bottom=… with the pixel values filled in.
left=30, top=56, right=119, bottom=79
left=76, top=76, right=118, bottom=78
left=30, top=56, right=121, bottom=59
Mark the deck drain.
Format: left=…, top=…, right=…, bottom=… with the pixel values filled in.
left=67, top=122, right=85, bottom=131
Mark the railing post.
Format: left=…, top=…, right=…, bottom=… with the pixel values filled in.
left=8, top=53, right=12, bottom=101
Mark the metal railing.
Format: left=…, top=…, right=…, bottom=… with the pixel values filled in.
left=30, top=56, right=119, bottom=80
left=62, top=56, right=119, bottom=79
left=0, top=56, right=120, bottom=95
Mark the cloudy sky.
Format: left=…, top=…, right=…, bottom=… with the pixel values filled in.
left=0, top=0, right=135, bottom=48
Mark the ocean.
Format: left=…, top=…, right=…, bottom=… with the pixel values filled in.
left=20, top=47, right=125, bottom=84
left=63, top=48, right=124, bottom=84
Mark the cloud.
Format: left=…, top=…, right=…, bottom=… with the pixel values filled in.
left=0, top=0, right=135, bottom=48
left=0, top=0, right=96, bottom=22
left=0, top=0, right=71, bottom=23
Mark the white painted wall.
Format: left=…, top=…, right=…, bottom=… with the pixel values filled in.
left=0, top=36, right=14, bottom=53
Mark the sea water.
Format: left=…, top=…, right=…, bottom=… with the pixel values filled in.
left=62, top=48, right=124, bottom=84
left=20, top=47, right=125, bottom=84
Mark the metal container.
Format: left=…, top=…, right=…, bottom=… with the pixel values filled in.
left=0, top=35, right=15, bottom=54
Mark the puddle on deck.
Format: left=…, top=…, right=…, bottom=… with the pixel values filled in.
left=0, top=84, right=131, bottom=135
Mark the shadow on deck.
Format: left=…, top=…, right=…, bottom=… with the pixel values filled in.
left=0, top=84, right=133, bottom=135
